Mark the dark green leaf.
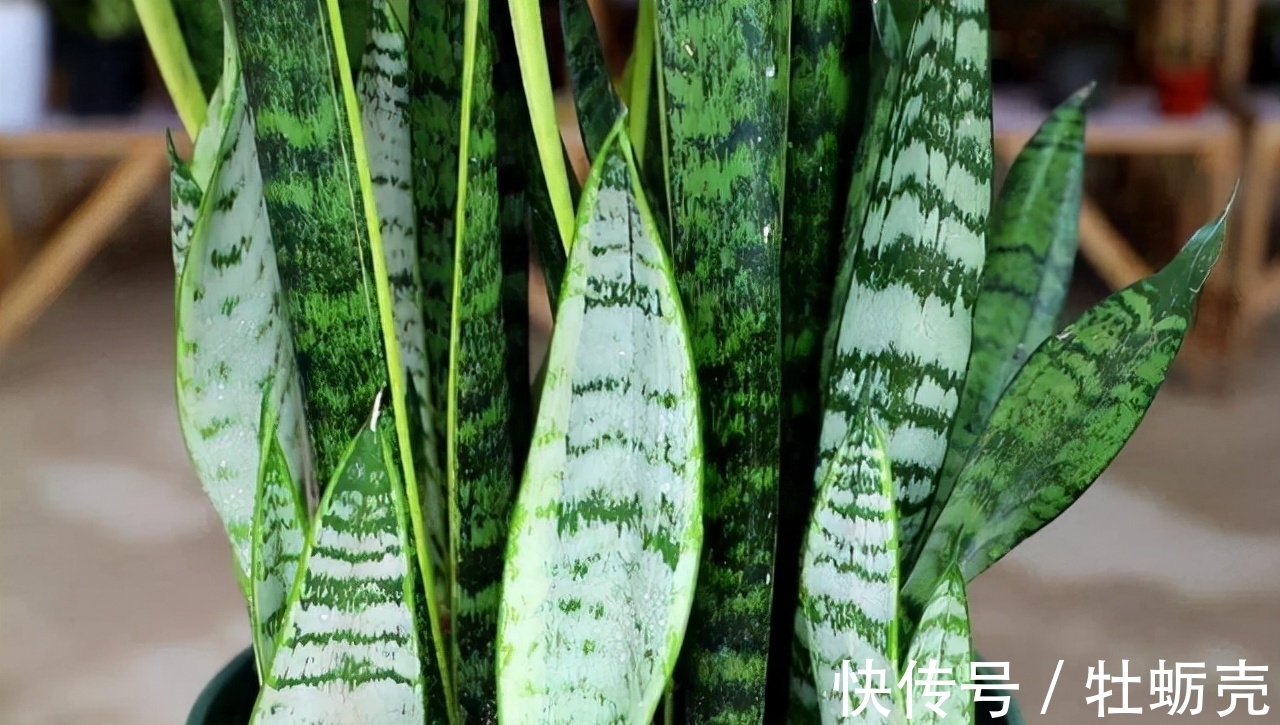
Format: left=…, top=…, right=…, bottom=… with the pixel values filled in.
left=923, top=83, right=1091, bottom=558
left=904, top=200, right=1231, bottom=612
left=446, top=1, right=523, bottom=719
left=656, top=0, right=791, bottom=720
left=560, top=0, right=624, bottom=163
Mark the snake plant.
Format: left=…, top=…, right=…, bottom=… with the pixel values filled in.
left=139, top=0, right=1232, bottom=723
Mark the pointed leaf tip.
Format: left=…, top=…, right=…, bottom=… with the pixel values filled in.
left=1073, top=81, right=1098, bottom=105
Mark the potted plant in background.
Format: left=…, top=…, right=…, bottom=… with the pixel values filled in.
left=132, top=0, right=1233, bottom=723
left=0, top=0, right=52, bottom=130
left=51, top=0, right=146, bottom=117
left=1132, top=0, right=1221, bottom=115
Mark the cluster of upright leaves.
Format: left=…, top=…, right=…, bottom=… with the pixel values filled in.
left=154, top=0, right=1233, bottom=722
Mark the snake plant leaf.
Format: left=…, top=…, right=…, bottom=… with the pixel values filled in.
left=926, top=85, right=1090, bottom=548
left=250, top=399, right=429, bottom=725
left=169, top=0, right=225, bottom=99
left=168, top=46, right=237, bottom=279
left=408, top=0, right=461, bottom=490
left=447, top=0, right=523, bottom=719
left=249, top=396, right=309, bottom=678
left=777, top=0, right=871, bottom=706
left=818, top=1, right=902, bottom=410
left=357, top=0, right=451, bottom=626
left=168, top=140, right=201, bottom=277
left=656, top=0, right=790, bottom=719
left=134, top=0, right=207, bottom=138
left=560, top=0, right=623, bottom=163
left=820, top=0, right=993, bottom=561
left=496, top=121, right=702, bottom=725
left=228, top=0, right=387, bottom=489
left=798, top=410, right=900, bottom=725
left=507, top=0, right=577, bottom=252
left=904, top=200, right=1231, bottom=611
left=173, top=38, right=309, bottom=594
left=789, top=610, right=821, bottom=725
left=903, top=564, right=972, bottom=725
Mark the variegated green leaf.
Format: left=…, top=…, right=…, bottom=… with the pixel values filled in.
left=447, top=1, right=523, bottom=719
left=408, top=0, right=460, bottom=492
left=496, top=122, right=702, bottom=725
left=789, top=609, right=820, bottom=725
left=656, top=1, right=790, bottom=720
left=168, top=44, right=236, bottom=279
left=903, top=565, right=972, bottom=725
left=135, top=0, right=208, bottom=138
left=560, top=0, right=623, bottom=163
left=250, top=395, right=309, bottom=677
left=904, top=201, right=1231, bottom=611
left=168, top=139, right=201, bottom=277
left=169, top=0, right=224, bottom=99
left=778, top=1, right=871, bottom=711
left=250, top=399, right=429, bottom=725
left=357, top=0, right=451, bottom=627
left=926, top=84, right=1090, bottom=545
left=799, top=409, right=900, bottom=725
left=820, top=0, right=993, bottom=561
left=174, top=34, right=309, bottom=592
left=228, top=0, right=386, bottom=489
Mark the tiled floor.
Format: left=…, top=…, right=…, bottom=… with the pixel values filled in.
left=1, top=223, right=1278, bottom=723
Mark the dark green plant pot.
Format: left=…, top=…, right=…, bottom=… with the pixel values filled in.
left=187, top=647, right=258, bottom=725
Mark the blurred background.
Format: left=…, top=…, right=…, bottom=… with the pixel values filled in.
left=1, top=0, right=1279, bottom=723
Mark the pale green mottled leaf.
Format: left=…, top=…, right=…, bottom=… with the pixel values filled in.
left=250, top=395, right=308, bottom=677
left=496, top=122, right=702, bottom=725
left=250, top=399, right=429, bottom=725
left=903, top=565, right=972, bottom=725
left=174, top=34, right=308, bottom=593
left=357, top=0, right=450, bottom=626
left=820, top=0, right=993, bottom=559
left=799, top=409, right=899, bottom=725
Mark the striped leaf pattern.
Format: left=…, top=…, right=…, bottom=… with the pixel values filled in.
left=251, top=402, right=428, bottom=725
left=448, top=0, right=521, bottom=718
left=777, top=0, right=870, bottom=710
left=818, top=0, right=907, bottom=414
left=656, top=0, right=790, bottom=719
left=229, top=0, right=387, bottom=489
left=409, top=0, right=461, bottom=489
left=560, top=0, right=623, bottom=163
left=168, top=141, right=201, bottom=277
left=496, top=123, right=702, bottom=725
left=904, top=203, right=1230, bottom=609
left=821, top=0, right=993, bottom=560
left=799, top=410, right=900, bottom=725
left=903, top=565, right=972, bottom=725
left=174, top=51, right=309, bottom=593
left=927, top=85, right=1090, bottom=538
left=358, top=0, right=450, bottom=619
left=250, top=398, right=309, bottom=676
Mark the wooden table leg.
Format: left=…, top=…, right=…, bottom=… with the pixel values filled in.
left=0, top=142, right=168, bottom=355
left=1234, top=124, right=1280, bottom=349
left=1076, top=195, right=1155, bottom=290
left=0, top=168, right=17, bottom=294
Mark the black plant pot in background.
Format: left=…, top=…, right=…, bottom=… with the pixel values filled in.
left=57, top=31, right=146, bottom=117
left=187, top=647, right=257, bottom=725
